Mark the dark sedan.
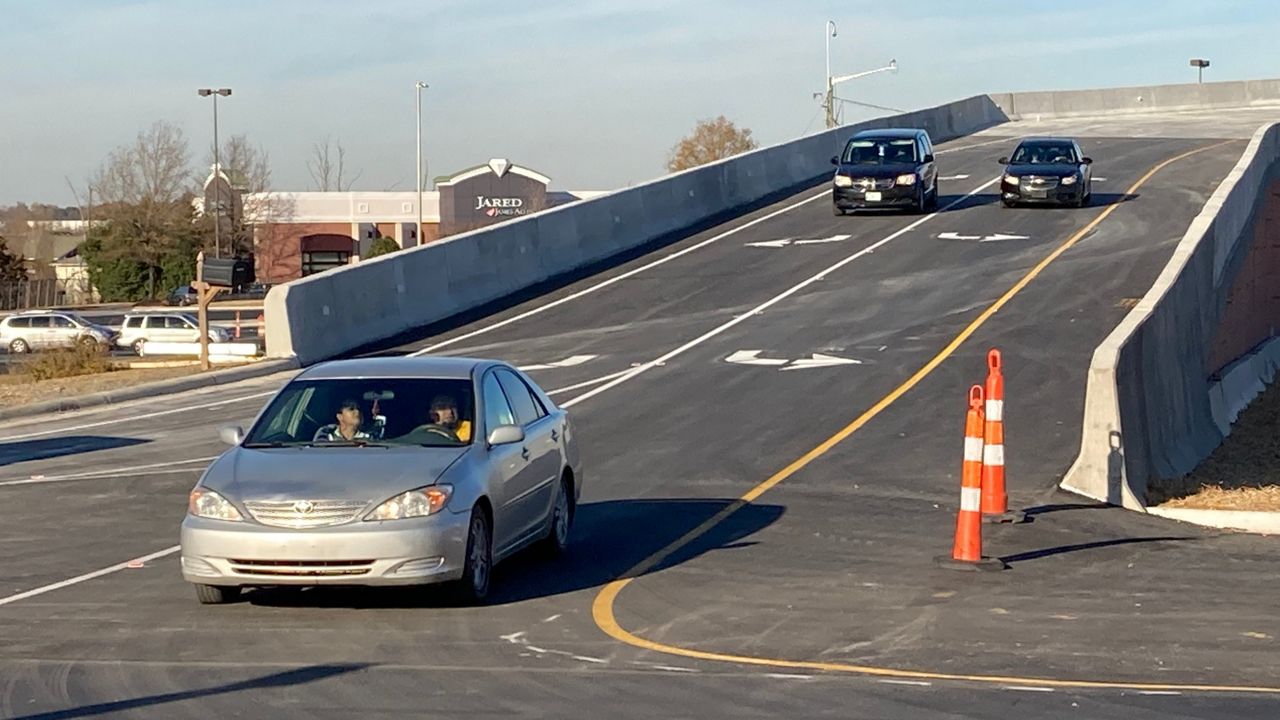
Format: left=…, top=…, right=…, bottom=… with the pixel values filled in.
left=998, top=138, right=1093, bottom=208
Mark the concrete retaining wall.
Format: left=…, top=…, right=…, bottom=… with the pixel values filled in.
left=1062, top=123, right=1280, bottom=509
left=264, top=95, right=1011, bottom=364
left=991, top=78, right=1280, bottom=120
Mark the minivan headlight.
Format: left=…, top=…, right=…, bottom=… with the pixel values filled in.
left=1061, top=174, right=1078, bottom=185
left=895, top=174, right=917, bottom=186
left=833, top=175, right=853, bottom=188
left=365, top=485, right=453, bottom=521
left=189, top=487, right=243, bottom=521
left=1003, top=174, right=1020, bottom=186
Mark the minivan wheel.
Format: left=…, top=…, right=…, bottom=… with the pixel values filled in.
left=455, top=507, right=492, bottom=604
left=914, top=188, right=927, bottom=214
left=131, top=339, right=147, bottom=355
left=194, top=584, right=241, bottom=605
left=8, top=338, right=29, bottom=354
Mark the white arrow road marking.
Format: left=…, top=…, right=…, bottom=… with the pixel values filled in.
left=519, top=354, right=598, bottom=371
left=939, top=174, right=970, bottom=180
left=937, top=232, right=982, bottom=241
left=746, top=234, right=850, bottom=248
left=725, top=350, right=788, bottom=366
left=938, top=232, right=1029, bottom=242
left=1091, top=177, right=1107, bottom=182
left=782, top=353, right=863, bottom=370
left=980, top=233, right=1030, bottom=242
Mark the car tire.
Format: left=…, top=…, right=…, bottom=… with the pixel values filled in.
left=8, top=338, right=29, bottom=354
left=929, top=181, right=940, bottom=210
left=913, top=188, right=926, bottom=215
left=194, top=584, right=241, bottom=605
left=832, top=205, right=845, bottom=217
left=538, top=475, right=574, bottom=558
left=131, top=339, right=147, bottom=355
left=454, top=506, right=492, bottom=605
left=1001, top=199, right=1015, bottom=209
left=77, top=335, right=99, bottom=350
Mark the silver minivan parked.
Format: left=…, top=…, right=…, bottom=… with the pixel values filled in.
left=0, top=310, right=115, bottom=353
left=180, top=356, right=583, bottom=605
left=116, top=312, right=231, bottom=354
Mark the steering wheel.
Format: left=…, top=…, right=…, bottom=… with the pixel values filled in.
left=407, top=424, right=460, bottom=442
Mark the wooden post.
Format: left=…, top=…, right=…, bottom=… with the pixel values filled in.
left=193, top=252, right=224, bottom=371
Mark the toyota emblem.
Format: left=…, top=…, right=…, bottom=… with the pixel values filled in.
left=292, top=500, right=315, bottom=515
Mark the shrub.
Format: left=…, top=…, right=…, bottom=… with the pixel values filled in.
left=21, top=343, right=114, bottom=381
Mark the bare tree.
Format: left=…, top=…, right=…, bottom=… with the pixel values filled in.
left=307, top=136, right=362, bottom=191
left=666, top=116, right=759, bottom=173
left=93, top=121, right=193, bottom=205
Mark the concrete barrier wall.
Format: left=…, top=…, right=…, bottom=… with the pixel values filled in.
left=991, top=78, right=1280, bottom=120
left=1062, top=123, right=1280, bottom=509
left=265, top=95, right=1011, bottom=364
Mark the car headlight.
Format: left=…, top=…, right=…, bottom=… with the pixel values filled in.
left=1061, top=174, right=1078, bottom=186
left=895, top=174, right=917, bottom=186
left=833, top=174, right=853, bottom=188
left=189, top=487, right=243, bottom=521
left=1003, top=174, right=1020, bottom=186
left=365, top=485, right=453, bottom=521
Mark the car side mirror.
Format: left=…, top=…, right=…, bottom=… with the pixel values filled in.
left=997, top=157, right=1009, bottom=165
left=219, top=424, right=245, bottom=446
left=923, top=153, right=935, bottom=163
left=487, top=424, right=525, bottom=447
left=1082, top=157, right=1093, bottom=164
left=830, top=155, right=839, bottom=165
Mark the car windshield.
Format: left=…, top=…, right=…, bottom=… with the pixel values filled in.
left=177, top=313, right=199, bottom=326
left=1011, top=144, right=1077, bottom=164
left=243, top=377, right=476, bottom=448
left=842, top=138, right=917, bottom=165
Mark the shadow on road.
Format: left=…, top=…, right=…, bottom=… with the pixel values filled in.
left=999, top=535, right=1195, bottom=565
left=0, top=436, right=150, bottom=467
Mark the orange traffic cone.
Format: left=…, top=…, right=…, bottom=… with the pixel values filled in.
left=981, top=349, right=1023, bottom=524
left=937, top=385, right=1007, bottom=571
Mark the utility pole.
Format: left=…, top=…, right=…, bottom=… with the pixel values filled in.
left=198, top=88, right=232, bottom=257
left=415, top=81, right=428, bottom=246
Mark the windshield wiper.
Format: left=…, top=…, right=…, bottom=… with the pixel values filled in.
left=243, top=441, right=287, bottom=448
left=306, top=440, right=390, bottom=448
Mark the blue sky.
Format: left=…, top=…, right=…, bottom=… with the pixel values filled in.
left=1, top=0, right=1277, bottom=205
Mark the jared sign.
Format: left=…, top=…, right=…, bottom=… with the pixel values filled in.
left=475, top=196, right=526, bottom=216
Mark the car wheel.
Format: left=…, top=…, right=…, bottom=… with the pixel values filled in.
left=455, top=506, right=492, bottom=605
left=194, top=584, right=241, bottom=605
left=77, top=335, right=99, bottom=350
left=8, top=338, right=29, bottom=354
left=538, top=476, right=574, bottom=557
left=131, top=339, right=147, bottom=355
left=832, top=205, right=846, bottom=217
left=1001, top=199, right=1015, bottom=209
left=914, top=188, right=927, bottom=214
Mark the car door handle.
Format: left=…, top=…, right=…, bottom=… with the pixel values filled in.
left=521, top=447, right=530, bottom=460
left=550, top=429, right=559, bottom=442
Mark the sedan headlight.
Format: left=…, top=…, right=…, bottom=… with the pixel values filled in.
left=365, top=485, right=453, bottom=521
left=1003, top=174, right=1020, bottom=186
left=833, top=174, right=853, bottom=187
left=189, top=487, right=243, bottom=521
left=1061, top=174, right=1078, bottom=186
left=895, top=174, right=917, bottom=186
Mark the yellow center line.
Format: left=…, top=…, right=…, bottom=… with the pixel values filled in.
left=590, top=139, right=1280, bottom=695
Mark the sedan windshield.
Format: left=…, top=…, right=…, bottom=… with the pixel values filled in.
left=1011, top=144, right=1077, bottom=164
left=244, top=377, right=475, bottom=448
left=842, top=138, right=917, bottom=165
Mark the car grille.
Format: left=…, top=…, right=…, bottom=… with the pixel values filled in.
left=852, top=177, right=896, bottom=190
left=244, top=499, right=369, bottom=528
left=228, top=558, right=374, bottom=577
left=1023, top=176, right=1060, bottom=190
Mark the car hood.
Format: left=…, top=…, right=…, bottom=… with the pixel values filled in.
left=203, top=445, right=469, bottom=503
left=1005, top=163, right=1079, bottom=177
left=836, top=163, right=919, bottom=178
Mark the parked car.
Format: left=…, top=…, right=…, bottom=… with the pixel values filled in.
left=165, top=285, right=199, bottom=306
left=998, top=137, right=1093, bottom=208
left=179, top=356, right=583, bottom=605
left=832, top=128, right=939, bottom=215
left=0, top=310, right=116, bottom=354
left=116, top=312, right=232, bottom=355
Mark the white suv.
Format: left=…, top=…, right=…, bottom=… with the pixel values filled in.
left=117, top=312, right=232, bottom=355
left=0, top=310, right=116, bottom=354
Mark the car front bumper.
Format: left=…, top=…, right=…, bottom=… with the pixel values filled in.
left=833, top=184, right=918, bottom=209
left=179, top=510, right=470, bottom=587
left=1002, top=179, right=1083, bottom=204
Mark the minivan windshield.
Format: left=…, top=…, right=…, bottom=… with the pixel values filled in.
left=842, top=138, right=917, bottom=165
left=244, top=378, right=476, bottom=448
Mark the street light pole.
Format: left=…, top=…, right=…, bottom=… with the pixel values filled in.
left=825, top=20, right=837, bottom=130
left=197, top=88, right=232, bottom=257
left=415, top=81, right=428, bottom=246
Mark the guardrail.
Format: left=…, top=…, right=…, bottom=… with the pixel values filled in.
left=1062, top=122, right=1280, bottom=508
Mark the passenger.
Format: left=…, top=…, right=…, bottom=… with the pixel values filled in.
left=427, top=394, right=472, bottom=442
left=313, top=399, right=373, bottom=442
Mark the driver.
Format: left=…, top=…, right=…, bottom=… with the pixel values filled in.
left=426, top=394, right=471, bottom=442
left=313, top=399, right=373, bottom=442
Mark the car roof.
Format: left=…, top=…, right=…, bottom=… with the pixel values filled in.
left=849, top=128, right=924, bottom=140
left=1016, top=136, right=1078, bottom=145
left=295, top=356, right=495, bottom=381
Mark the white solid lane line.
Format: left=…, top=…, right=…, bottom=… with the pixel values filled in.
left=545, top=368, right=637, bottom=396
left=0, top=546, right=180, bottom=607
left=559, top=177, right=1001, bottom=409
left=0, top=391, right=275, bottom=442
left=0, top=456, right=218, bottom=487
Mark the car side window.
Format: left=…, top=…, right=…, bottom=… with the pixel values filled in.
left=27, top=317, right=49, bottom=328
left=495, top=370, right=545, bottom=426
left=482, top=373, right=516, bottom=430
left=167, top=316, right=189, bottom=329
left=144, top=316, right=164, bottom=329
left=8, top=317, right=29, bottom=328
left=50, top=316, right=72, bottom=328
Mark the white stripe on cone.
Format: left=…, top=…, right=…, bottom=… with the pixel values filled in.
left=985, top=400, right=1004, bottom=422
left=983, top=444, right=1005, bottom=466
left=960, top=486, right=983, bottom=512
left=964, top=437, right=984, bottom=462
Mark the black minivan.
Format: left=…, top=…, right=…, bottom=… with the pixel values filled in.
left=831, top=128, right=938, bottom=215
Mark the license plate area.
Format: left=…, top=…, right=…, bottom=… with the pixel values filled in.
left=865, top=191, right=882, bottom=202
left=1028, top=190, right=1047, bottom=199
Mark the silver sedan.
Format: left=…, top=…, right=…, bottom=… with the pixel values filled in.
left=180, top=356, right=583, bottom=605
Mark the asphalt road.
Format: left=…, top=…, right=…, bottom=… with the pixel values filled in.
left=1, top=117, right=1276, bottom=719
